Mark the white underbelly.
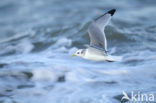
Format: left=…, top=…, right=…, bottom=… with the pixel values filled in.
left=83, top=54, right=108, bottom=61
left=82, top=48, right=121, bottom=62
left=83, top=54, right=122, bottom=62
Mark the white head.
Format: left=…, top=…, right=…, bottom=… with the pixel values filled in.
left=72, top=49, right=86, bottom=57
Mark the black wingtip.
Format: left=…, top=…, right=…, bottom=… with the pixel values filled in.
left=107, top=9, right=116, bottom=16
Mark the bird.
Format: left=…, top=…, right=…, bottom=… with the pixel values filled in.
left=72, top=9, right=122, bottom=62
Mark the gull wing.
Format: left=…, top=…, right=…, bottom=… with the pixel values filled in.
left=88, top=9, right=116, bottom=52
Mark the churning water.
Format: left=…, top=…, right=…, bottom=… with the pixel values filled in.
left=0, top=0, right=156, bottom=103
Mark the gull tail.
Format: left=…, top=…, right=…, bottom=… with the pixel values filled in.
left=105, top=55, right=123, bottom=62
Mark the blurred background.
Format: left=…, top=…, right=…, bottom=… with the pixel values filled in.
left=0, top=0, right=156, bottom=103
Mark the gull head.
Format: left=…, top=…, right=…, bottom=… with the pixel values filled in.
left=72, top=49, right=86, bottom=57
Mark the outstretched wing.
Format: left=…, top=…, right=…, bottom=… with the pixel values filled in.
left=88, top=9, right=116, bottom=52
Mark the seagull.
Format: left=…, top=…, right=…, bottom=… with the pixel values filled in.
left=72, top=9, right=122, bottom=62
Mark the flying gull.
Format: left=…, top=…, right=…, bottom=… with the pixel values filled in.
left=72, top=9, right=122, bottom=62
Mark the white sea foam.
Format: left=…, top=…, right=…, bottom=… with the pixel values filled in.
left=95, top=69, right=129, bottom=75
left=31, top=68, right=56, bottom=81
left=54, top=38, right=72, bottom=47
left=0, top=39, right=34, bottom=55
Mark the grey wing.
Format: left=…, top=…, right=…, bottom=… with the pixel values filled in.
left=88, top=9, right=116, bottom=51
left=88, top=24, right=107, bottom=51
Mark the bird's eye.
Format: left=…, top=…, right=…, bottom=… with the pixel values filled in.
left=77, top=52, right=80, bottom=54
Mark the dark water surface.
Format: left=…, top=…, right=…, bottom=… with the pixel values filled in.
left=0, top=0, right=156, bottom=103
